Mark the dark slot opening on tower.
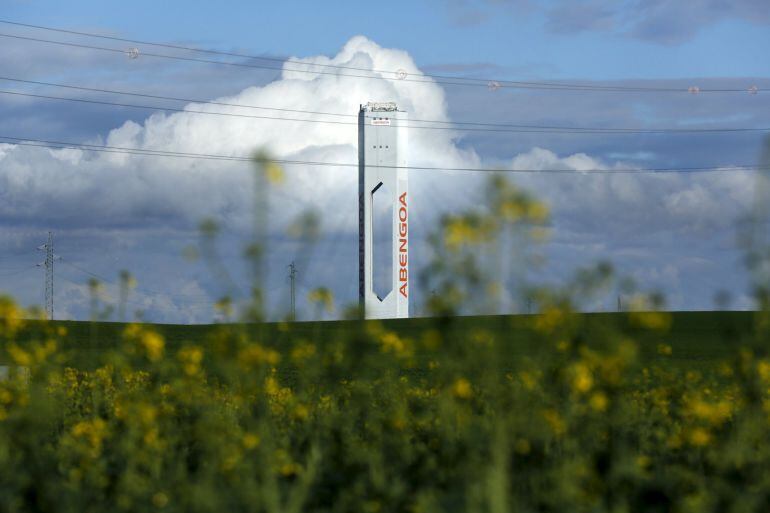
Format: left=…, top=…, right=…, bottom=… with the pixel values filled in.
left=371, top=181, right=393, bottom=301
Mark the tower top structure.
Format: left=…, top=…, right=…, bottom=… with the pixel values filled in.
left=362, top=101, right=399, bottom=112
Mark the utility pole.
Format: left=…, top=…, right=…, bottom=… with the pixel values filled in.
left=288, top=261, right=297, bottom=321
left=617, top=295, right=622, bottom=312
left=36, top=231, right=55, bottom=320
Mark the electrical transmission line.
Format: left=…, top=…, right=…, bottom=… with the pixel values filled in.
left=60, top=260, right=215, bottom=303
left=0, top=134, right=766, bottom=175
left=0, top=23, right=764, bottom=94
left=0, top=265, right=36, bottom=278
left=55, top=275, right=214, bottom=316
left=1, top=82, right=768, bottom=135
left=0, top=32, right=494, bottom=89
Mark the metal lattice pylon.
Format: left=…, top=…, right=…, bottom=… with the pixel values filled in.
left=37, top=231, right=55, bottom=320
left=288, top=261, right=297, bottom=321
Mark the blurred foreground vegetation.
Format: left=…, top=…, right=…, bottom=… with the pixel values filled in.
left=3, top=303, right=770, bottom=512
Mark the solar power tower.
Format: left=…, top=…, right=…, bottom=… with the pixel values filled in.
left=358, top=102, right=409, bottom=319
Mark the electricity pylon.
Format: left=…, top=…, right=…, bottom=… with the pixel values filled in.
left=288, top=262, right=297, bottom=321
left=36, top=231, right=58, bottom=320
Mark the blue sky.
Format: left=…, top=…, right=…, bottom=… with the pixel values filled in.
left=5, top=0, right=770, bottom=80
left=1, top=0, right=769, bottom=322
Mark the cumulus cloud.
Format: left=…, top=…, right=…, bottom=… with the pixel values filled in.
left=511, top=147, right=754, bottom=237
left=0, top=35, right=480, bottom=233
left=0, top=35, right=760, bottom=319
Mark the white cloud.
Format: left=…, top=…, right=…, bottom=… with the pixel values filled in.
left=0, top=36, right=481, bottom=233
left=508, top=147, right=754, bottom=238
left=0, top=35, right=760, bottom=319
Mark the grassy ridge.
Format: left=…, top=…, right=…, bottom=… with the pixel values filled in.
left=10, top=310, right=756, bottom=369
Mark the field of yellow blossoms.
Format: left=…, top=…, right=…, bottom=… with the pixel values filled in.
left=3, top=293, right=770, bottom=513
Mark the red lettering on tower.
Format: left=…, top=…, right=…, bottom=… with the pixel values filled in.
left=398, top=192, right=408, bottom=298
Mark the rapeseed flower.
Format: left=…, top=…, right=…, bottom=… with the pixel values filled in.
left=452, top=378, right=473, bottom=399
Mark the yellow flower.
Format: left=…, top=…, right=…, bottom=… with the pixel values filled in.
left=7, top=343, right=32, bottom=367
left=293, top=404, right=310, bottom=421
left=570, top=362, right=594, bottom=393
left=628, top=309, right=671, bottom=332
left=543, top=409, right=566, bottom=437
left=533, top=305, right=572, bottom=335
left=242, top=433, right=260, bottom=450
left=526, top=201, right=549, bottom=223
left=265, top=376, right=281, bottom=396
left=0, top=296, right=24, bottom=337
left=238, top=344, right=280, bottom=367
left=142, top=332, right=164, bottom=362
left=452, top=378, right=473, bottom=399
left=139, top=404, right=158, bottom=425
left=757, top=360, right=770, bottom=382
left=443, top=216, right=495, bottom=250
left=688, top=427, right=712, bottom=447
left=686, top=397, right=732, bottom=426
left=589, top=391, right=609, bottom=412
left=71, top=417, right=108, bottom=455
left=124, top=325, right=165, bottom=361
left=518, top=370, right=538, bottom=391
left=177, top=346, right=203, bottom=376
left=264, top=162, right=285, bottom=184
left=657, top=343, right=673, bottom=356
left=379, top=332, right=413, bottom=358
left=499, top=199, right=525, bottom=222
left=280, top=462, right=301, bottom=477
left=307, top=287, right=334, bottom=313
left=290, top=343, right=316, bottom=362
left=113, top=400, right=125, bottom=420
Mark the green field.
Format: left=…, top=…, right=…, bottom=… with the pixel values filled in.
left=5, top=307, right=770, bottom=511
left=10, top=310, right=757, bottom=370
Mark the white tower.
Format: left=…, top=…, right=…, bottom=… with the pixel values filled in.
left=358, top=102, right=409, bottom=319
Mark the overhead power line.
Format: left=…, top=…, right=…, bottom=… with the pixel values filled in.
left=61, top=260, right=215, bottom=303
left=61, top=260, right=116, bottom=284
left=0, top=32, right=483, bottom=89
left=0, top=134, right=765, bottom=175
left=0, top=76, right=353, bottom=118
left=0, top=265, right=37, bottom=278
left=0, top=23, right=764, bottom=94
left=1, top=77, right=767, bottom=134
left=57, top=275, right=215, bottom=310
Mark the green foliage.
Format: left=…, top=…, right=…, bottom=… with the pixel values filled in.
left=2, top=301, right=770, bottom=512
